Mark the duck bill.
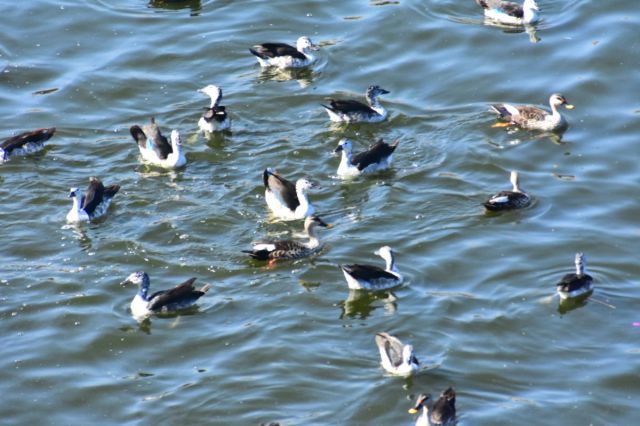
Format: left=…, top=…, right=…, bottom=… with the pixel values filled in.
left=334, top=145, right=344, bottom=153
left=310, top=44, right=320, bottom=51
left=408, top=408, right=419, bottom=414
left=564, top=104, right=575, bottom=110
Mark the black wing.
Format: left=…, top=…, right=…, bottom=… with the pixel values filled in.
left=264, top=169, right=300, bottom=211
left=1, top=127, right=56, bottom=152
left=430, top=387, right=456, bottom=425
left=557, top=273, right=593, bottom=293
left=147, top=277, right=202, bottom=311
left=342, top=264, right=399, bottom=281
left=328, top=99, right=376, bottom=115
left=351, top=139, right=398, bottom=171
left=250, top=42, right=305, bottom=60
left=129, top=125, right=147, bottom=149
left=501, top=2, right=524, bottom=18
left=142, top=118, right=172, bottom=159
left=202, top=105, right=228, bottom=123
left=81, top=178, right=105, bottom=215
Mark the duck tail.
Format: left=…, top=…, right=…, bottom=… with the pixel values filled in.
left=489, top=104, right=510, bottom=119
left=249, top=47, right=266, bottom=59
left=130, top=125, right=147, bottom=148
left=242, top=249, right=269, bottom=260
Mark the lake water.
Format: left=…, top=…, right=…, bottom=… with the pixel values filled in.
left=1, top=0, right=639, bottom=425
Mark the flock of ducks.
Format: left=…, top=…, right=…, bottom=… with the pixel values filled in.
left=3, top=0, right=600, bottom=424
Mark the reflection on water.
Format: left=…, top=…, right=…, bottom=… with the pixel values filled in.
left=481, top=19, right=540, bottom=43
left=148, top=0, right=201, bottom=15
left=255, top=67, right=314, bottom=88
left=339, top=289, right=397, bottom=319
left=557, top=291, right=593, bottom=315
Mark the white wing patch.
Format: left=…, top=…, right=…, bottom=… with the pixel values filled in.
left=253, top=243, right=276, bottom=251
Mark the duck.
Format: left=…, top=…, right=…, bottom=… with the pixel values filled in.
left=408, top=387, right=457, bottom=426
left=375, top=332, right=420, bottom=376
left=322, top=85, right=390, bottom=123
left=483, top=170, right=531, bottom=211
left=334, top=138, right=399, bottom=177
left=0, top=127, right=55, bottom=163
left=242, top=215, right=331, bottom=261
left=490, top=93, right=574, bottom=132
left=120, top=271, right=210, bottom=320
left=129, top=118, right=186, bottom=168
left=340, top=246, right=403, bottom=290
left=66, top=177, right=120, bottom=223
left=475, top=0, right=539, bottom=25
left=263, top=168, right=316, bottom=220
left=249, top=36, right=319, bottom=69
left=197, top=84, right=231, bottom=132
left=556, top=253, right=594, bottom=300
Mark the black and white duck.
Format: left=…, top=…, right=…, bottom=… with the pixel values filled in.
left=243, top=216, right=331, bottom=261
left=340, top=246, right=403, bottom=290
left=334, top=138, right=398, bottom=177
left=483, top=170, right=531, bottom=211
left=129, top=118, right=186, bottom=168
left=121, top=271, right=210, bottom=321
left=322, top=85, right=390, bottom=123
left=408, top=387, right=457, bottom=426
left=197, top=84, right=231, bottom=132
left=263, top=168, right=316, bottom=220
left=375, top=332, right=420, bottom=377
left=250, top=36, right=319, bottom=69
left=0, top=127, right=55, bottom=163
left=66, top=177, right=120, bottom=223
left=475, top=0, right=539, bottom=25
left=490, top=93, right=574, bottom=132
left=557, top=253, right=594, bottom=300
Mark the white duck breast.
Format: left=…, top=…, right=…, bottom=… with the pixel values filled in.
left=340, top=246, right=403, bottom=290
left=556, top=253, right=594, bottom=300
left=375, top=332, right=420, bottom=376
left=129, top=118, right=186, bottom=169
left=476, top=0, right=539, bottom=25
left=322, top=85, right=390, bottom=123
left=243, top=216, right=331, bottom=260
left=121, top=271, right=210, bottom=321
left=0, top=127, right=56, bottom=163
left=490, top=93, right=574, bottom=132
left=263, top=168, right=315, bottom=220
left=249, top=36, right=319, bottom=69
left=198, top=84, right=231, bottom=132
left=66, top=177, right=120, bottom=223
left=335, top=139, right=399, bottom=177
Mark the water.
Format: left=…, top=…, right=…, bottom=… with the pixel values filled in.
left=1, top=1, right=639, bottom=424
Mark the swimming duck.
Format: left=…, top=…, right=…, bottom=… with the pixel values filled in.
left=483, top=170, right=531, bottom=211
left=263, top=168, right=316, bottom=220
left=476, top=0, right=539, bottom=25
left=375, top=332, right=419, bottom=376
left=557, top=253, right=594, bottom=300
left=0, top=127, right=55, bottom=163
left=408, top=387, right=457, bottom=426
left=242, top=215, right=331, bottom=261
left=66, top=177, right=120, bottom=223
left=129, top=118, right=186, bottom=168
left=197, top=84, right=231, bottom=132
left=490, top=93, right=574, bottom=132
left=121, top=271, right=210, bottom=320
left=250, top=36, right=319, bottom=69
left=334, top=138, right=399, bottom=177
left=322, top=85, right=390, bottom=123
left=340, top=246, right=403, bottom=290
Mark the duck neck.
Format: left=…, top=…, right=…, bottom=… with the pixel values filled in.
left=296, top=185, right=310, bottom=212
left=299, top=47, right=315, bottom=62
left=385, top=252, right=398, bottom=273
left=367, top=93, right=381, bottom=109
left=305, top=224, right=320, bottom=248
left=72, top=192, right=83, bottom=213
left=575, top=256, right=585, bottom=277
left=138, top=274, right=151, bottom=301
left=340, top=147, right=353, bottom=168
left=549, top=101, right=561, bottom=119
left=523, top=0, right=538, bottom=23
left=209, top=95, right=221, bottom=108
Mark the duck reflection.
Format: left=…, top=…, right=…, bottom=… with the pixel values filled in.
left=481, top=20, right=540, bottom=43
left=557, top=290, right=593, bottom=314
left=339, top=289, right=397, bottom=319
left=255, top=67, right=314, bottom=88
left=148, top=0, right=201, bottom=15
